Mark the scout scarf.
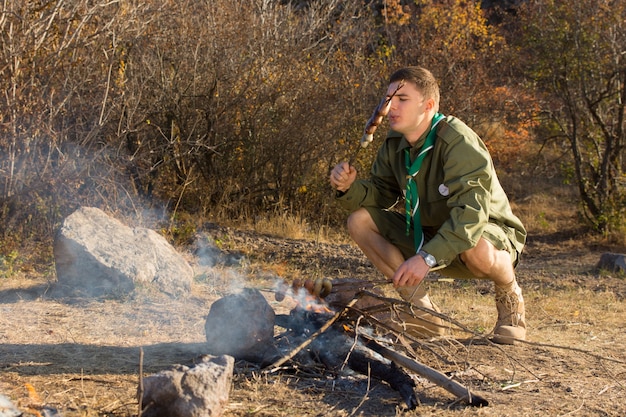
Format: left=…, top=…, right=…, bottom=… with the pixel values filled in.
left=404, top=113, right=445, bottom=252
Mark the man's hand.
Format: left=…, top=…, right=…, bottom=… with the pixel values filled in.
left=392, top=254, right=430, bottom=287
left=330, top=162, right=357, bottom=192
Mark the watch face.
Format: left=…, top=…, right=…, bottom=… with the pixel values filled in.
left=420, top=251, right=436, bottom=267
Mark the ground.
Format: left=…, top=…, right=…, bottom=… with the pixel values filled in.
left=1, top=223, right=625, bottom=417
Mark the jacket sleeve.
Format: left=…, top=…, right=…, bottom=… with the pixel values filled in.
left=335, top=139, right=403, bottom=211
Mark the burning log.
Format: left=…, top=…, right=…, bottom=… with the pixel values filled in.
left=270, top=303, right=419, bottom=409
left=265, top=297, right=359, bottom=373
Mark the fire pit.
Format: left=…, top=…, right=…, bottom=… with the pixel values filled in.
left=203, top=279, right=489, bottom=410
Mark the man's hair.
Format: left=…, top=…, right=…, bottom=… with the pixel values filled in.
left=389, top=67, right=440, bottom=107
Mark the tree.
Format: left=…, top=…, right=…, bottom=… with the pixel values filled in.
left=512, top=0, right=626, bottom=233
left=375, top=0, right=537, bottom=170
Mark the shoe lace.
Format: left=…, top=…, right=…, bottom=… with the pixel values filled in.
left=495, top=287, right=522, bottom=326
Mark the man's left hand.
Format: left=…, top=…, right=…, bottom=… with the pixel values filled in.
left=392, top=254, right=430, bottom=287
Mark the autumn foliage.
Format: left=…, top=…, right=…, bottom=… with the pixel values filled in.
left=0, top=0, right=590, bottom=253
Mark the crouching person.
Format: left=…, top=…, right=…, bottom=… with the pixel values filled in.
left=329, top=66, right=526, bottom=344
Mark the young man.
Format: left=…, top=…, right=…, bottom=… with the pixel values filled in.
left=329, top=66, right=526, bottom=344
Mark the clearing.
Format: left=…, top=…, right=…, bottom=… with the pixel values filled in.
left=1, top=223, right=625, bottom=417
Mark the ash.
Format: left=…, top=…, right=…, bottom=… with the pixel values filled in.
left=272, top=308, right=419, bottom=409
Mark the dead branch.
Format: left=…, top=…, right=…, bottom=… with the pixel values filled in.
left=512, top=339, right=626, bottom=364
left=357, top=290, right=477, bottom=335
left=353, top=290, right=544, bottom=381
left=354, top=331, right=489, bottom=407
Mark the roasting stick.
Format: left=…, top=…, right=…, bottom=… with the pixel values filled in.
left=369, top=274, right=453, bottom=287
left=349, top=80, right=405, bottom=166
left=263, top=297, right=360, bottom=374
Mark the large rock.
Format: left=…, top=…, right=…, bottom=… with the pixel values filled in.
left=597, top=252, right=626, bottom=274
left=54, top=207, right=193, bottom=297
left=205, top=288, right=278, bottom=364
left=140, top=355, right=234, bottom=417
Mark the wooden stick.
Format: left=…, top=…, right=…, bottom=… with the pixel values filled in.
left=263, top=297, right=359, bottom=373
left=356, top=331, right=489, bottom=407
left=137, top=347, right=144, bottom=417
left=350, top=81, right=405, bottom=165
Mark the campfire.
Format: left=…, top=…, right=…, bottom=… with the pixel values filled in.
left=203, top=278, right=489, bottom=410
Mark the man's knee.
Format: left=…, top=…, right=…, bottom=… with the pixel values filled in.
left=347, top=208, right=373, bottom=237
left=461, top=238, right=502, bottom=277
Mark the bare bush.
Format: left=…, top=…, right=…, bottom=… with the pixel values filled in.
left=1, top=0, right=541, bottom=254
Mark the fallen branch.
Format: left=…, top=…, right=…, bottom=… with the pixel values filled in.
left=355, top=331, right=489, bottom=407
left=512, top=339, right=626, bottom=364
left=355, top=290, right=543, bottom=381
left=357, top=290, right=472, bottom=333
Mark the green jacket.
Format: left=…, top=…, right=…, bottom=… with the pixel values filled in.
left=336, top=115, right=526, bottom=267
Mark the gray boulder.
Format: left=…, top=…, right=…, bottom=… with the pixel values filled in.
left=54, top=207, right=193, bottom=297
left=205, top=288, right=278, bottom=364
left=140, top=355, right=234, bottom=417
left=597, top=252, right=626, bottom=274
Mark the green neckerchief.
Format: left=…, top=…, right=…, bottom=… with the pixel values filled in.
left=404, top=113, right=445, bottom=252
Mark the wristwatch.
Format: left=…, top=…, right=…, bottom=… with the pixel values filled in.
left=418, top=250, right=437, bottom=268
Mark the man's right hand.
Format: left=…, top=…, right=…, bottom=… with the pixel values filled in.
left=330, top=162, right=357, bottom=192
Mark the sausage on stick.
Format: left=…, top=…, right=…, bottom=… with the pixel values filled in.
left=359, top=80, right=405, bottom=149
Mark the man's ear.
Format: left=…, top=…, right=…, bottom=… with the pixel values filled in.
left=425, top=98, right=436, bottom=112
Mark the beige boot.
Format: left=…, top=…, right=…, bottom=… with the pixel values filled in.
left=389, top=285, right=447, bottom=338
left=492, top=280, right=526, bottom=345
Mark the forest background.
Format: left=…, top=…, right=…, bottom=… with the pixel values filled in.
left=1, top=0, right=626, bottom=274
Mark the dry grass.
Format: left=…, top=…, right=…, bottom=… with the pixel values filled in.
left=2, top=248, right=624, bottom=417
left=252, top=211, right=347, bottom=245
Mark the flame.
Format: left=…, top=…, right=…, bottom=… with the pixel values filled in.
left=24, top=383, right=43, bottom=417
left=297, top=289, right=334, bottom=314
left=25, top=383, right=42, bottom=404
left=274, top=279, right=334, bottom=314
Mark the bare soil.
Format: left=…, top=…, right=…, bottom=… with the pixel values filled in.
left=1, top=224, right=625, bottom=417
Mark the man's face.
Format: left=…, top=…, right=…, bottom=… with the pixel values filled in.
left=386, top=81, right=434, bottom=142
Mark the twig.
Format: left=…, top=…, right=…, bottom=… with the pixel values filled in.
left=557, top=400, right=585, bottom=417
left=263, top=297, right=359, bottom=373
left=511, top=339, right=626, bottom=364
left=348, top=363, right=372, bottom=417
left=340, top=315, right=364, bottom=373
left=501, top=379, right=539, bottom=391
left=138, top=347, right=144, bottom=417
